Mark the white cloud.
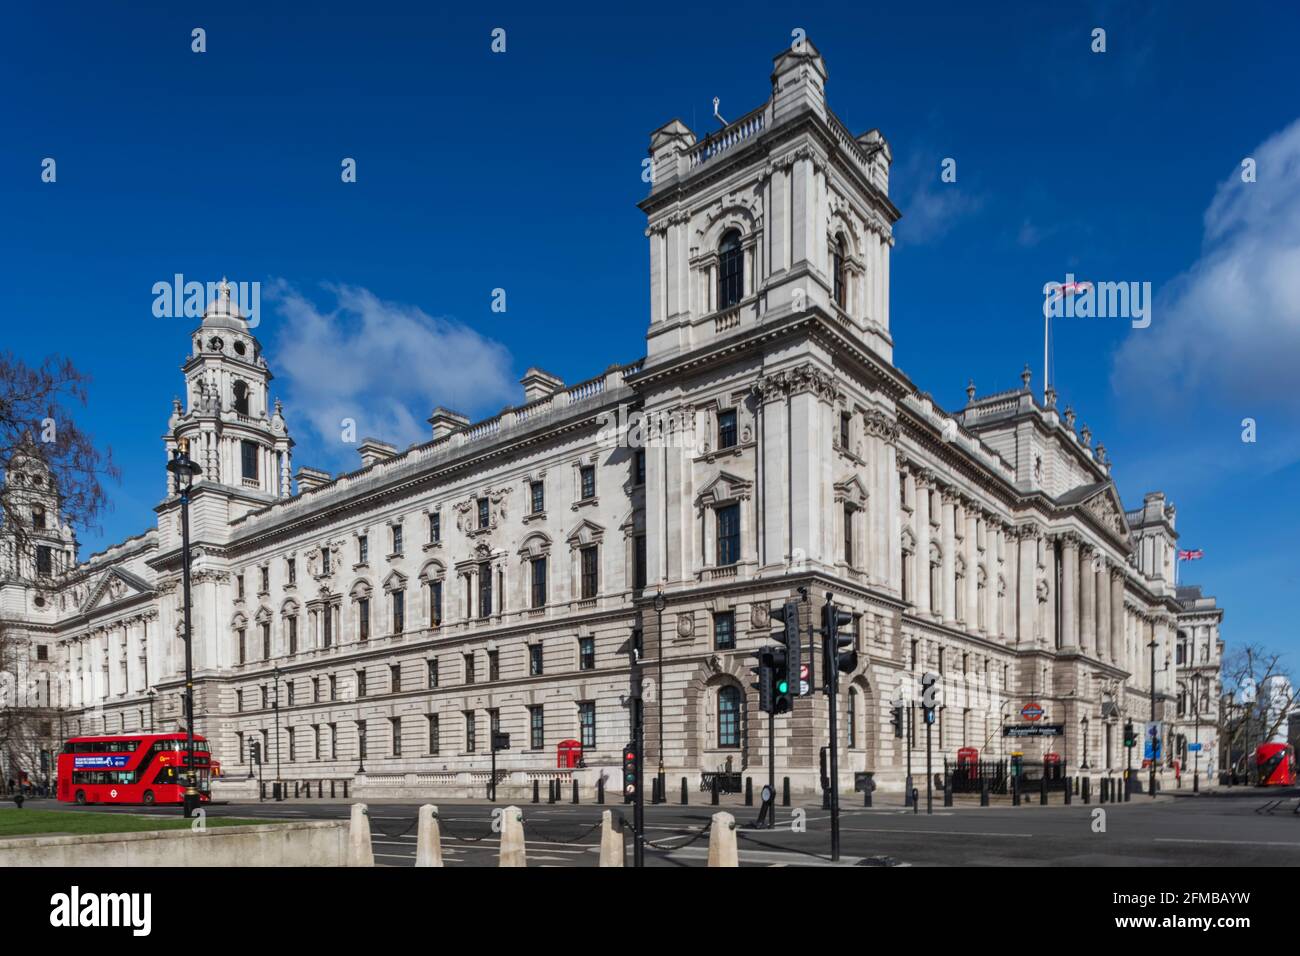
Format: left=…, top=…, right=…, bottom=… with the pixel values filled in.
left=1112, top=118, right=1300, bottom=410
left=266, top=281, right=516, bottom=462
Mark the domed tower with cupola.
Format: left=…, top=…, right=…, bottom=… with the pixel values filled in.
left=164, top=278, right=293, bottom=507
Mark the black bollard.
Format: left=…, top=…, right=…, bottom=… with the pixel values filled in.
left=597, top=777, right=605, bottom=805
left=1039, top=775, right=1048, bottom=806
left=1064, top=776, right=1072, bottom=805
left=1082, top=777, right=1091, bottom=804
left=943, top=774, right=953, bottom=808
left=864, top=773, right=873, bottom=808
left=980, top=777, right=989, bottom=807
left=1012, top=777, right=1020, bottom=807
left=911, top=787, right=919, bottom=814
left=680, top=777, right=688, bottom=805
left=533, top=779, right=540, bottom=804
left=548, top=779, right=557, bottom=804
left=745, top=777, right=753, bottom=807
left=782, top=777, right=791, bottom=807
left=905, top=775, right=913, bottom=808
left=572, top=780, right=579, bottom=805
left=711, top=775, right=720, bottom=806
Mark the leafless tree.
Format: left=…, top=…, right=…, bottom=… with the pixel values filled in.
left=1218, top=643, right=1297, bottom=779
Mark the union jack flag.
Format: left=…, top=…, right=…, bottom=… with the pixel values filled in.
left=1178, top=549, right=1204, bottom=561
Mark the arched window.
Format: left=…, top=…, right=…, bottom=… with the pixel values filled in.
left=233, top=381, right=250, bottom=416
left=718, top=685, right=742, bottom=748
left=833, top=234, right=847, bottom=309
left=718, top=230, right=743, bottom=309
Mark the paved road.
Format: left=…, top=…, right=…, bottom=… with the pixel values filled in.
left=30, top=787, right=1300, bottom=867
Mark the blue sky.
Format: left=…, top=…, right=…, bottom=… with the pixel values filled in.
left=2, top=1, right=1297, bottom=658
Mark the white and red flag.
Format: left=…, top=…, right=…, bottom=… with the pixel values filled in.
left=1178, top=549, right=1204, bottom=561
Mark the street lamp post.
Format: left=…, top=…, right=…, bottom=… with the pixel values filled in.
left=272, top=667, right=283, bottom=799
left=1147, top=637, right=1158, bottom=799
left=1192, top=673, right=1201, bottom=793
left=166, top=440, right=202, bottom=818
left=653, top=585, right=666, bottom=804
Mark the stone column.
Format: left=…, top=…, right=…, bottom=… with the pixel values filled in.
left=1080, top=545, right=1096, bottom=656
left=757, top=382, right=788, bottom=570
left=1060, top=535, right=1079, bottom=649
left=941, top=490, right=957, bottom=624
left=964, top=507, right=979, bottom=630
left=1096, top=559, right=1111, bottom=663
left=1017, top=527, right=1037, bottom=645
left=915, top=475, right=932, bottom=616
left=1110, top=572, right=1125, bottom=668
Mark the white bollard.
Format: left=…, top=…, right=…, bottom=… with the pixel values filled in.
left=498, top=805, right=527, bottom=867
left=599, top=810, right=624, bottom=867
left=708, top=811, right=739, bottom=867
left=416, top=804, right=444, bottom=867
left=348, top=802, right=375, bottom=867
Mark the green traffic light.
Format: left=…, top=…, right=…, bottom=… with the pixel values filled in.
left=777, top=680, right=789, bottom=693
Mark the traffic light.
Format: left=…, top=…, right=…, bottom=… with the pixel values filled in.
left=749, top=648, right=775, bottom=714
left=771, top=601, right=800, bottom=713
left=249, top=740, right=262, bottom=765
left=891, top=703, right=905, bottom=739
left=921, top=672, right=939, bottom=724
left=822, top=598, right=856, bottom=683
left=622, top=741, right=639, bottom=802
left=1123, top=721, right=1136, bottom=748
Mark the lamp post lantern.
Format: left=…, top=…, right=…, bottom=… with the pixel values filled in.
left=654, top=585, right=666, bottom=803
left=166, top=439, right=202, bottom=818
left=272, top=667, right=283, bottom=799
left=1081, top=715, right=1090, bottom=771
left=1147, top=636, right=1158, bottom=799
left=1192, top=673, right=1201, bottom=793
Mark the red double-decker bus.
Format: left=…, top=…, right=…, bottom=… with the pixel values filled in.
left=57, top=733, right=217, bottom=806
left=1255, top=743, right=1297, bottom=786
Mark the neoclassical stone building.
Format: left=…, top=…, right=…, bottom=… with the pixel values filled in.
left=1, top=39, right=1224, bottom=797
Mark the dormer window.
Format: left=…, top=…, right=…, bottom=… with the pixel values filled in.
left=718, top=230, right=743, bottom=308
left=833, top=234, right=847, bottom=309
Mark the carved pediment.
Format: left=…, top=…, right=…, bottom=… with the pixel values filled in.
left=1082, top=485, right=1130, bottom=542
left=833, top=474, right=869, bottom=507
left=565, top=519, right=606, bottom=549
left=81, top=567, right=154, bottom=615
left=695, top=471, right=753, bottom=509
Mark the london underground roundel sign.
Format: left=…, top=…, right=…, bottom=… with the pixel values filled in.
left=1021, top=702, right=1044, bottom=721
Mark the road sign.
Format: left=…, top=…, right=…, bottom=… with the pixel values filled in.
left=1020, top=702, right=1044, bottom=721
left=1188, top=743, right=1203, bottom=752
left=1003, top=723, right=1064, bottom=738
left=799, top=663, right=810, bottom=696
left=1144, top=721, right=1162, bottom=761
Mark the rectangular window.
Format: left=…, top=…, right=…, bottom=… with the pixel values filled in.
left=580, top=546, right=598, bottom=599
left=287, top=557, right=296, bottom=585
left=31, top=506, right=46, bottom=529
left=714, top=611, right=736, bottom=650
left=357, top=669, right=367, bottom=698
left=840, top=412, right=851, bottom=450
left=237, top=574, right=245, bottom=600
left=844, top=504, right=854, bottom=565
left=716, top=504, right=741, bottom=566
left=428, top=714, right=440, bottom=755
left=579, top=636, right=595, bottom=671
left=390, top=663, right=401, bottom=692
left=329, top=723, right=338, bottom=760
left=478, top=564, right=493, bottom=618
left=427, top=658, right=439, bottom=688
left=391, top=717, right=402, bottom=757
left=430, top=580, right=443, bottom=626
left=260, top=566, right=269, bottom=593
left=261, top=622, right=270, bottom=659
left=478, top=497, right=490, bottom=530
left=241, top=440, right=259, bottom=480
left=288, top=728, right=297, bottom=762
left=321, top=548, right=331, bottom=575
left=358, top=597, right=370, bottom=641
left=312, top=676, right=320, bottom=702
left=580, top=466, right=595, bottom=500
left=392, top=524, right=403, bottom=555
left=634, top=535, right=647, bottom=590
left=464, top=653, right=475, bottom=685
left=429, top=512, right=441, bottom=544
left=635, top=449, right=646, bottom=486
left=529, top=706, right=544, bottom=750
left=488, top=649, right=500, bottom=682
left=358, top=535, right=368, bottom=564
left=323, top=605, right=333, bottom=647
left=578, top=701, right=596, bottom=749
left=288, top=615, right=297, bottom=654
left=531, top=556, right=547, bottom=609
left=529, top=643, right=544, bottom=676
left=36, top=545, right=52, bottom=575
left=392, top=589, right=405, bottom=633
left=357, top=721, right=367, bottom=761
left=313, top=725, right=321, bottom=761
left=530, top=481, right=545, bottom=514
left=238, top=628, right=246, bottom=665
left=464, top=711, right=476, bottom=753
left=718, top=409, right=738, bottom=449
left=329, top=675, right=337, bottom=701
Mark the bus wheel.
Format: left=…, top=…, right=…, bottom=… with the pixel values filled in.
left=142, top=790, right=155, bottom=806
left=75, top=790, right=87, bottom=805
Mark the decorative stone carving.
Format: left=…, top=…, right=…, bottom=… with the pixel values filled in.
left=676, top=613, right=695, bottom=639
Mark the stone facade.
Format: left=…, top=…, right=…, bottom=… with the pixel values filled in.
left=0, top=39, right=1223, bottom=797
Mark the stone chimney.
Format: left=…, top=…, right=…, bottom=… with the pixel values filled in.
left=357, top=438, right=398, bottom=469
left=520, top=368, right=565, bottom=404
left=770, top=36, right=827, bottom=124
left=427, top=407, right=470, bottom=441
left=295, top=466, right=331, bottom=493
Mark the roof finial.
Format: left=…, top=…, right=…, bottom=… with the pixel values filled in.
left=1020, top=364, right=1032, bottom=390
left=965, top=379, right=976, bottom=404
left=218, top=276, right=231, bottom=300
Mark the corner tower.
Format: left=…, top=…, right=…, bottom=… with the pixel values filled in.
left=640, top=38, right=899, bottom=366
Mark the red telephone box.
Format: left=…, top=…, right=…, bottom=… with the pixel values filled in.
left=956, top=747, right=979, bottom=769
left=557, top=739, right=583, bottom=769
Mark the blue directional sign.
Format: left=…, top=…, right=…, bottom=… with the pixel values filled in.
left=1188, top=743, right=1203, bottom=752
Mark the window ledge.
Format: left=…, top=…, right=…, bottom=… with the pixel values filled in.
left=572, top=497, right=599, bottom=511
left=423, top=541, right=442, bottom=552
left=522, top=511, right=547, bottom=523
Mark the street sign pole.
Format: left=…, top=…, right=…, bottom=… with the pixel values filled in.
left=926, top=714, right=933, bottom=815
